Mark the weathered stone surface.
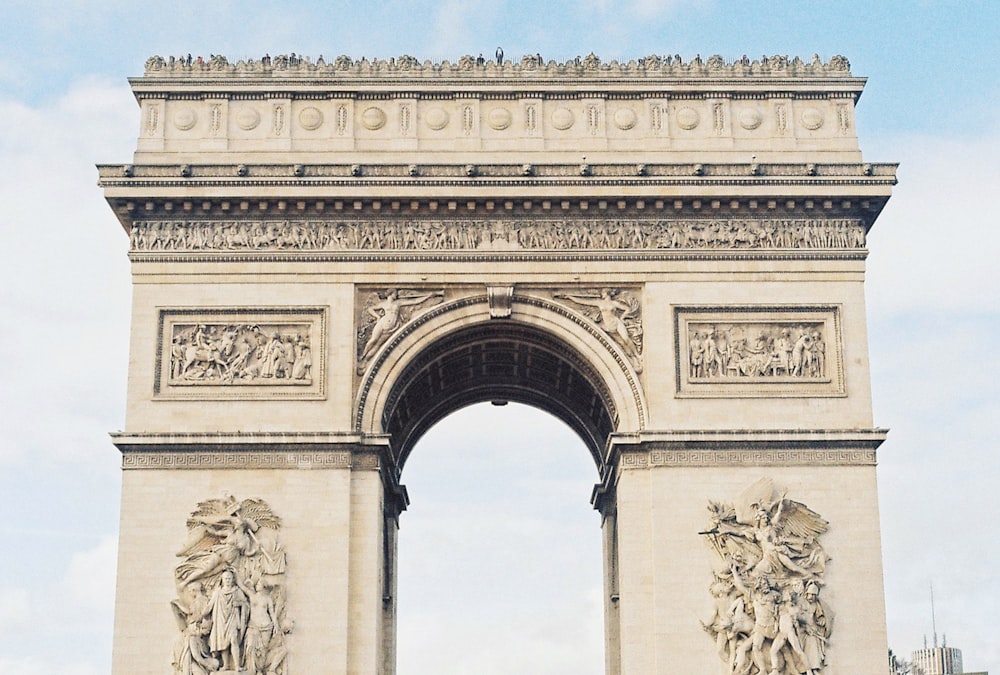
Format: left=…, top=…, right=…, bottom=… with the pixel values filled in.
left=101, top=53, right=894, bottom=675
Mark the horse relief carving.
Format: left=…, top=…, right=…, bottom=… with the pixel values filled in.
left=169, top=323, right=313, bottom=385
left=700, top=478, right=832, bottom=675
left=171, top=495, right=292, bottom=675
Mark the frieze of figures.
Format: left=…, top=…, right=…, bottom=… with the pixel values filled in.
left=552, top=288, right=643, bottom=373
left=700, top=478, right=832, bottom=675
left=130, top=218, right=866, bottom=253
left=688, top=322, right=827, bottom=381
left=171, top=495, right=292, bottom=675
left=168, top=322, right=313, bottom=385
left=144, top=52, right=851, bottom=78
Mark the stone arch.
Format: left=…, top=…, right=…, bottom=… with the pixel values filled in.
left=355, top=292, right=647, bottom=473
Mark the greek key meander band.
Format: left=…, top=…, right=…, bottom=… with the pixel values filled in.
left=620, top=449, right=877, bottom=467
left=121, top=448, right=875, bottom=469
left=122, top=451, right=380, bottom=470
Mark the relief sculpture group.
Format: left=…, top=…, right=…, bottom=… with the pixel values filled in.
left=171, top=496, right=292, bottom=675
left=169, top=323, right=312, bottom=385
left=689, top=323, right=826, bottom=380
left=701, top=479, right=832, bottom=675
left=130, top=218, right=866, bottom=253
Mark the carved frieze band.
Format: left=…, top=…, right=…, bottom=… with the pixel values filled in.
left=675, top=306, right=844, bottom=397
left=129, top=218, right=866, bottom=253
left=619, top=448, right=876, bottom=468
left=155, top=307, right=326, bottom=399
left=122, top=451, right=381, bottom=470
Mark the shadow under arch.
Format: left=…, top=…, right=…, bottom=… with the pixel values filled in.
left=355, top=292, right=647, bottom=475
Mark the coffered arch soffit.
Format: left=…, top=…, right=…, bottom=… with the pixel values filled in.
left=354, top=293, right=647, bottom=471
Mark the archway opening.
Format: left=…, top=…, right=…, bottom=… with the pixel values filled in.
left=378, top=321, right=619, bottom=473
left=396, top=402, right=604, bottom=675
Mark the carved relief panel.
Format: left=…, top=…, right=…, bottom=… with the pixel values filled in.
left=129, top=218, right=867, bottom=254
left=171, top=495, right=292, bottom=674
left=355, top=288, right=447, bottom=374
left=551, top=287, right=643, bottom=373
left=155, top=308, right=326, bottom=399
left=675, top=306, right=843, bottom=397
left=700, top=478, right=832, bottom=675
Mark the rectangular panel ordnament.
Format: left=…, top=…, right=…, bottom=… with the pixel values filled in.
left=674, top=305, right=843, bottom=398
left=154, top=307, right=326, bottom=399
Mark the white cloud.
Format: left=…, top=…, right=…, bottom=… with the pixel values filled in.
left=0, top=77, right=134, bottom=465
left=865, top=132, right=1000, bottom=317
left=63, top=534, right=118, bottom=616
left=0, top=587, right=30, bottom=632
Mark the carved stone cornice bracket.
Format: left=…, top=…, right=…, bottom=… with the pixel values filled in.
left=487, top=285, right=514, bottom=318
left=591, top=428, right=887, bottom=511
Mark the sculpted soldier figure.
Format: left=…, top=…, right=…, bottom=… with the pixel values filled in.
left=205, top=569, right=249, bottom=671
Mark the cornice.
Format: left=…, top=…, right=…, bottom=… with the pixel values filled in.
left=111, top=430, right=383, bottom=451
left=99, top=162, right=897, bottom=184
left=98, top=162, right=896, bottom=229
left=607, top=428, right=888, bottom=452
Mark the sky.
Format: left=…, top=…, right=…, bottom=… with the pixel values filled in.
left=0, top=1, right=997, bottom=673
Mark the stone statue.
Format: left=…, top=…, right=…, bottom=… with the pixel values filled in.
left=356, top=289, right=445, bottom=370
left=700, top=478, right=832, bottom=675
left=172, top=496, right=292, bottom=674
left=205, top=569, right=249, bottom=670
left=554, top=288, right=643, bottom=373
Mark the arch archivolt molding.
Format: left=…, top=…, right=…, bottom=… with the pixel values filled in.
left=353, top=288, right=648, bottom=446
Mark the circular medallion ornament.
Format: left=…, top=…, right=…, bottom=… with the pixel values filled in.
left=360, top=106, right=387, bottom=131
left=676, top=106, right=700, bottom=130
left=235, top=108, right=260, bottom=131
left=613, top=107, right=638, bottom=130
left=424, top=107, right=449, bottom=130
left=800, top=107, right=824, bottom=130
left=738, top=108, right=763, bottom=130
left=173, top=108, right=197, bottom=131
left=298, top=106, right=324, bottom=131
left=487, top=107, right=512, bottom=130
left=551, top=107, right=575, bottom=131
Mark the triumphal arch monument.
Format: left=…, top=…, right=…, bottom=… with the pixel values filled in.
left=99, top=52, right=896, bottom=674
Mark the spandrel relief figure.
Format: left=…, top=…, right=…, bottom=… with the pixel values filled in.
left=700, top=478, right=832, bottom=675
left=688, top=322, right=827, bottom=381
left=554, top=288, right=643, bottom=373
left=168, top=323, right=312, bottom=386
left=172, top=496, right=292, bottom=674
left=356, top=289, right=445, bottom=372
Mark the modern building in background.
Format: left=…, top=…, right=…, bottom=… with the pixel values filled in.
left=891, top=638, right=989, bottom=675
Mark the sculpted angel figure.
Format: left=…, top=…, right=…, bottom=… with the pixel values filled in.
left=555, top=288, right=643, bottom=372
left=175, top=497, right=281, bottom=587
left=701, top=478, right=832, bottom=675
left=357, top=289, right=444, bottom=366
